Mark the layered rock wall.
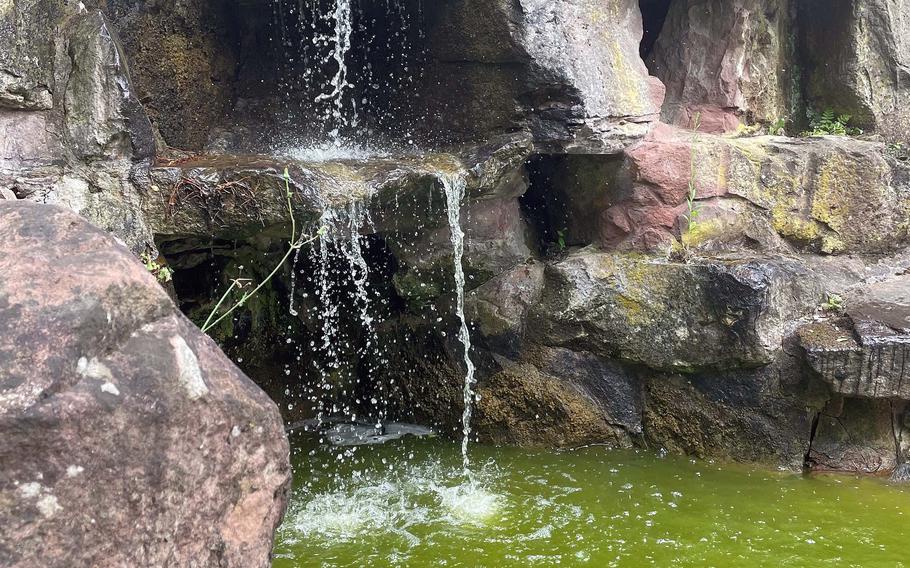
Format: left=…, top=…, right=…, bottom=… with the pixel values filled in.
left=4, top=0, right=910, bottom=481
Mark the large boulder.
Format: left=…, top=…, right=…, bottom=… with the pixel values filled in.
left=649, top=0, right=795, bottom=132
left=421, top=0, right=662, bottom=151
left=527, top=248, right=821, bottom=372
left=0, top=201, right=290, bottom=568
left=642, top=353, right=822, bottom=469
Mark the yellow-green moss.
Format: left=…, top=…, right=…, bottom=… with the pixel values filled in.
left=607, top=40, right=648, bottom=114
left=680, top=218, right=726, bottom=248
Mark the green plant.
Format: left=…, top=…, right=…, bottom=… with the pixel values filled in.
left=556, top=228, right=567, bottom=251
left=201, top=168, right=324, bottom=334
left=887, top=142, right=909, bottom=161
left=141, top=252, right=174, bottom=283
left=821, top=292, right=845, bottom=313
left=768, top=117, right=787, bottom=136
left=683, top=113, right=702, bottom=233
left=804, top=108, right=862, bottom=137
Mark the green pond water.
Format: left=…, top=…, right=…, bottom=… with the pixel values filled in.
left=273, top=433, right=909, bottom=567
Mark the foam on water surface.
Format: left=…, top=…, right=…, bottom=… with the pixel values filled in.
left=278, top=449, right=503, bottom=550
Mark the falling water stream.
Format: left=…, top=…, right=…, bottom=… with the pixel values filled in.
left=440, top=173, right=477, bottom=475
left=314, top=0, right=355, bottom=139
left=276, top=0, right=478, bottom=467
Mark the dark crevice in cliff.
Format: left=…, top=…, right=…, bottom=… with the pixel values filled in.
left=795, top=0, right=875, bottom=132
left=521, top=156, right=566, bottom=256
left=804, top=409, right=821, bottom=470
left=638, top=0, right=674, bottom=59
left=520, top=154, right=623, bottom=256
left=891, top=400, right=906, bottom=465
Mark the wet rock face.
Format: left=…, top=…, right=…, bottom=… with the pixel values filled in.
left=475, top=348, right=642, bottom=448
left=527, top=250, right=820, bottom=372
left=0, top=202, right=290, bottom=568
left=454, top=248, right=831, bottom=460
left=807, top=398, right=901, bottom=475
left=0, top=2, right=156, bottom=252
left=101, top=0, right=662, bottom=152
left=103, top=0, right=238, bottom=150
left=799, top=276, right=910, bottom=399
left=642, top=354, right=821, bottom=468
left=7, top=0, right=910, bottom=479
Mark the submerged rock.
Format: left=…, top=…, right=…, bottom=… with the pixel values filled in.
left=287, top=420, right=435, bottom=447
left=0, top=202, right=290, bottom=567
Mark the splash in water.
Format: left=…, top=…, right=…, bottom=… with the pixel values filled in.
left=441, top=172, right=477, bottom=475
left=278, top=453, right=502, bottom=549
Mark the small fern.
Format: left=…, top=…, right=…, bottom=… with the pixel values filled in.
left=768, top=117, right=787, bottom=136
left=804, top=108, right=862, bottom=137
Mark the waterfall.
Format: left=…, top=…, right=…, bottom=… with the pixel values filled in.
left=339, top=202, right=386, bottom=426
left=314, top=0, right=355, bottom=141
left=313, top=227, right=342, bottom=423
left=441, top=173, right=477, bottom=475
left=307, top=200, right=386, bottom=427
left=272, top=0, right=424, bottom=152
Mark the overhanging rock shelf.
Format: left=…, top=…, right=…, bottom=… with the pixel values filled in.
left=145, top=136, right=532, bottom=242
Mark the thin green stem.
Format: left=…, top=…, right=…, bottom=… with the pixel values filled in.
left=201, top=168, right=322, bottom=334
left=202, top=280, right=240, bottom=331
left=201, top=233, right=320, bottom=333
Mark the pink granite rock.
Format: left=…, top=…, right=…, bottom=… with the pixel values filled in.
left=0, top=201, right=290, bottom=567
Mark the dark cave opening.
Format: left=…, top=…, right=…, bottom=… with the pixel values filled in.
left=520, top=156, right=567, bottom=256
left=158, top=231, right=412, bottom=426
left=638, top=0, right=674, bottom=60
left=520, top=154, right=625, bottom=256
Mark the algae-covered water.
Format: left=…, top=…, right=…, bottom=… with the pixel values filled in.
left=274, top=433, right=909, bottom=567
